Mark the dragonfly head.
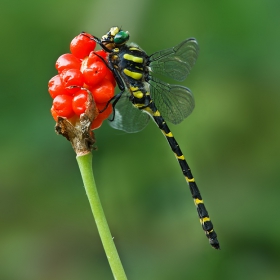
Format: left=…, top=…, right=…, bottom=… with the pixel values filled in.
left=101, top=27, right=129, bottom=49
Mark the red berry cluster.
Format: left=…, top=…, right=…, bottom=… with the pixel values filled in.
left=48, top=33, right=116, bottom=130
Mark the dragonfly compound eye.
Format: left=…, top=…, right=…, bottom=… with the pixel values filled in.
left=114, top=31, right=129, bottom=44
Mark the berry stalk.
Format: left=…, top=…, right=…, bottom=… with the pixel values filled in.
left=77, top=152, right=128, bottom=280
left=50, top=32, right=127, bottom=278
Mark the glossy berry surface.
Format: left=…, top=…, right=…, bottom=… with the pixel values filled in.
left=53, top=95, right=74, bottom=118
left=55, top=53, right=81, bottom=73
left=91, top=79, right=115, bottom=104
left=88, top=50, right=108, bottom=64
left=70, top=33, right=96, bottom=59
left=49, top=32, right=117, bottom=130
left=48, top=75, right=68, bottom=98
left=91, top=103, right=113, bottom=130
left=72, top=90, right=88, bottom=115
left=82, top=61, right=107, bottom=86
left=60, top=69, right=84, bottom=94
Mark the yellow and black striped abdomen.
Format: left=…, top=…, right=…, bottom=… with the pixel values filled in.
left=143, top=101, right=219, bottom=249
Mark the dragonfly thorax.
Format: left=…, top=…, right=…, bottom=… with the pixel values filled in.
left=109, top=44, right=150, bottom=94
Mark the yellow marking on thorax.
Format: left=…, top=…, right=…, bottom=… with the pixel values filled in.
left=133, top=90, right=144, bottom=99
left=186, top=177, right=195, bottom=183
left=194, top=198, right=204, bottom=205
left=129, top=47, right=140, bottom=51
left=123, top=69, right=143, bottom=80
left=130, top=86, right=139, bottom=91
left=123, top=54, right=143, bottom=63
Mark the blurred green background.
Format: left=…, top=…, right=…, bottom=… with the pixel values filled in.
left=1, top=0, right=280, bottom=279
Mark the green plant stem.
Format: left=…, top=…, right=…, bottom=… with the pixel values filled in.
left=77, top=152, right=127, bottom=280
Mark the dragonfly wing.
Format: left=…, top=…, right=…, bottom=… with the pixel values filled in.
left=149, top=38, right=199, bottom=82
left=149, top=77, right=195, bottom=124
left=109, top=92, right=150, bottom=133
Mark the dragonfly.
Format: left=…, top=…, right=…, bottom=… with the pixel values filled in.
left=87, top=27, right=219, bottom=249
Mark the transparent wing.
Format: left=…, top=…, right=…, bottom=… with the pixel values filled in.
left=149, top=38, right=199, bottom=82
left=149, top=77, right=195, bottom=124
left=109, top=91, right=150, bottom=133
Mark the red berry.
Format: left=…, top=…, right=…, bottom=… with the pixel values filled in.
left=50, top=33, right=116, bottom=127
left=70, top=33, right=96, bottom=59
left=88, top=50, right=108, bottom=64
left=91, top=103, right=113, bottom=129
left=91, top=116, right=103, bottom=130
left=48, top=75, right=69, bottom=98
left=104, top=68, right=116, bottom=87
left=50, top=105, right=58, bottom=121
left=52, top=95, right=74, bottom=118
left=72, top=90, right=88, bottom=115
left=86, top=52, right=116, bottom=86
left=91, top=103, right=113, bottom=130
left=55, top=53, right=81, bottom=73
left=96, top=102, right=113, bottom=119
left=91, top=79, right=115, bottom=103
left=60, top=69, right=84, bottom=94
left=82, top=61, right=107, bottom=86
left=95, top=50, right=108, bottom=60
